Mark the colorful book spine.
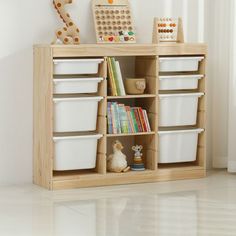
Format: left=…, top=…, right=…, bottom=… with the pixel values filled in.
left=143, top=109, right=151, bottom=132
left=132, top=108, right=143, bottom=132
left=111, top=103, right=118, bottom=134
left=107, top=102, right=151, bottom=134
left=130, top=109, right=139, bottom=133
left=125, top=106, right=134, bottom=133
left=114, top=102, right=121, bottom=134
left=107, top=102, right=113, bottom=134
left=138, top=108, right=148, bottom=132
left=119, top=104, right=129, bottom=133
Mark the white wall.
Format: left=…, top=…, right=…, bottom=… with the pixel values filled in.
left=0, top=0, right=209, bottom=184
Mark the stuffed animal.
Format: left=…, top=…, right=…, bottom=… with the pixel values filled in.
left=107, top=140, right=130, bottom=173
left=131, top=145, right=145, bottom=171
left=52, top=0, right=80, bottom=44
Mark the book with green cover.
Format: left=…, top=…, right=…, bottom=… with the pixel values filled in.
left=125, top=106, right=134, bottom=133
left=111, top=57, right=121, bottom=96
left=114, top=102, right=121, bottom=134
left=111, top=103, right=118, bottom=134
left=115, top=61, right=126, bottom=96
left=130, top=109, right=139, bottom=133
left=118, top=104, right=129, bottom=133
left=107, top=58, right=117, bottom=96
left=107, top=102, right=113, bottom=134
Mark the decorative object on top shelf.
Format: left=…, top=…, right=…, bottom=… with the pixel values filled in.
left=52, top=0, right=80, bottom=45
left=92, top=0, right=136, bottom=43
left=131, top=145, right=145, bottom=171
left=152, top=17, right=184, bottom=44
left=124, top=78, right=146, bottom=95
left=107, top=140, right=130, bottom=173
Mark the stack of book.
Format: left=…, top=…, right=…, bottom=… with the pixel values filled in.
left=107, top=102, right=151, bottom=134
left=107, top=57, right=126, bottom=96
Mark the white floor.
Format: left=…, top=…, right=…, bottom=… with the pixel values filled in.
left=0, top=170, right=236, bottom=236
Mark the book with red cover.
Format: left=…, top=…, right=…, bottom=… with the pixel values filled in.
left=125, top=106, right=134, bottom=133
left=138, top=108, right=148, bottom=132
left=132, top=108, right=143, bottom=132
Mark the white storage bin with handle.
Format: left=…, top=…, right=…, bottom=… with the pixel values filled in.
left=158, top=128, right=204, bottom=163
left=53, top=58, right=104, bottom=75
left=53, top=134, right=103, bottom=170
left=53, top=77, right=103, bottom=94
left=159, top=92, right=204, bottom=127
left=53, top=96, right=103, bottom=132
left=159, top=57, right=204, bottom=72
left=159, top=75, right=204, bottom=90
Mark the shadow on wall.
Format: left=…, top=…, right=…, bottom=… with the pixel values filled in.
left=0, top=48, right=33, bottom=185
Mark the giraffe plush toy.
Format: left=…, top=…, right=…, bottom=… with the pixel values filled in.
left=52, top=0, right=80, bottom=44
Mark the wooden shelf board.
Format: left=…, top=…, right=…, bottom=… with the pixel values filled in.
left=157, top=43, right=207, bottom=55
left=106, top=169, right=154, bottom=177
left=107, top=94, right=156, bottom=99
left=53, top=170, right=102, bottom=181
left=44, top=44, right=158, bottom=57
left=158, top=163, right=204, bottom=172
left=52, top=168, right=206, bottom=190
left=107, top=131, right=156, bottom=137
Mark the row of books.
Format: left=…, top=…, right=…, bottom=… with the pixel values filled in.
left=107, top=57, right=126, bottom=96
left=107, top=102, right=151, bottom=134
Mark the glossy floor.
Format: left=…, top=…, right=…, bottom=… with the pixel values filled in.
left=0, top=170, right=236, bottom=236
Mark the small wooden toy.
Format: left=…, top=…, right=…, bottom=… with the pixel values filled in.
left=107, top=140, right=130, bottom=173
left=92, top=0, right=136, bottom=43
left=153, top=17, right=184, bottom=43
left=52, top=0, right=80, bottom=44
left=131, top=145, right=145, bottom=171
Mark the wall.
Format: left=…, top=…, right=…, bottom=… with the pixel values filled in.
left=0, top=0, right=210, bottom=184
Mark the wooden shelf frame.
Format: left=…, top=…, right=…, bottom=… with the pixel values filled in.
left=33, top=43, right=207, bottom=190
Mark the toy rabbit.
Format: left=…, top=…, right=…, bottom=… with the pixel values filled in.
left=107, top=140, right=130, bottom=173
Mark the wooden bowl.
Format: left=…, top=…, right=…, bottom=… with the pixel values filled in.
left=124, top=78, right=146, bottom=95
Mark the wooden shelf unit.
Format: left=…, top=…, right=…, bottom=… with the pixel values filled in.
left=33, top=43, right=207, bottom=190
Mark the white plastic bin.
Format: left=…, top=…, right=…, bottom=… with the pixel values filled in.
left=53, top=58, right=104, bottom=75
left=159, top=75, right=204, bottom=90
left=53, top=96, right=103, bottom=132
left=158, top=128, right=204, bottom=163
left=159, top=57, right=204, bottom=72
left=53, top=134, right=102, bottom=170
left=53, top=77, right=103, bottom=94
left=159, top=93, right=204, bottom=127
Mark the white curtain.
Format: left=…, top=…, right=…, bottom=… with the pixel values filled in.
left=227, top=0, right=236, bottom=172
left=208, top=0, right=236, bottom=172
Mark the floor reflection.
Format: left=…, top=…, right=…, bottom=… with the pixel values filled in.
left=0, top=171, right=236, bottom=236
left=52, top=191, right=198, bottom=236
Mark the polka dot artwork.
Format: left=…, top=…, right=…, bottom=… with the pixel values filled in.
left=92, top=0, right=136, bottom=43
left=152, top=17, right=184, bottom=43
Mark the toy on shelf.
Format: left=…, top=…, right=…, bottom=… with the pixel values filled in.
left=131, top=145, right=145, bottom=171
left=152, top=17, right=184, bottom=43
left=92, top=0, right=136, bottom=43
left=52, top=0, right=80, bottom=44
left=107, top=140, right=130, bottom=173
left=125, top=78, right=146, bottom=95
